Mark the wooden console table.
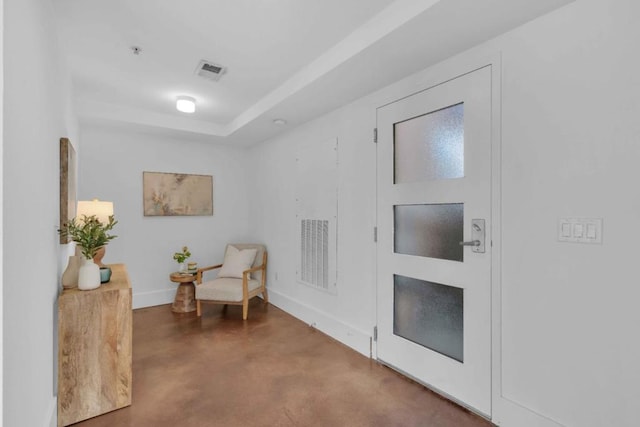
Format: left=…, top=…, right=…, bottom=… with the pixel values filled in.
left=57, top=263, right=132, bottom=426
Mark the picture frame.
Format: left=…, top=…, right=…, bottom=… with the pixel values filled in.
left=143, top=171, right=213, bottom=216
left=59, top=138, right=77, bottom=243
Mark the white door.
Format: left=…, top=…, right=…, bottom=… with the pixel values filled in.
left=376, top=66, right=492, bottom=416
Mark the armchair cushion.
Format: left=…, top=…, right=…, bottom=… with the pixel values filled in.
left=196, top=278, right=261, bottom=302
left=218, top=245, right=257, bottom=279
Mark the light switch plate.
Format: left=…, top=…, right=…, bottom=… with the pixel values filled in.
left=558, top=218, right=603, bottom=244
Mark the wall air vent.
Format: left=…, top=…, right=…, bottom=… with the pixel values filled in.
left=195, top=60, right=226, bottom=82
left=299, top=219, right=330, bottom=291
left=295, top=137, right=338, bottom=295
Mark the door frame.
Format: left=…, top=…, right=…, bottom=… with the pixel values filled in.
left=373, top=53, right=503, bottom=421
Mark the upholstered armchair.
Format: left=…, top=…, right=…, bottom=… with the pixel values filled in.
left=195, top=244, right=268, bottom=320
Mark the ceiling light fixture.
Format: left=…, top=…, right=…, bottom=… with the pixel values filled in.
left=273, top=119, right=287, bottom=126
left=176, top=96, right=196, bottom=113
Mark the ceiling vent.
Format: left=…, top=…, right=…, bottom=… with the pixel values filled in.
left=195, top=60, right=226, bottom=82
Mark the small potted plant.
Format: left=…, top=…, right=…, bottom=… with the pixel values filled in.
left=59, top=215, right=118, bottom=290
left=173, top=246, right=191, bottom=272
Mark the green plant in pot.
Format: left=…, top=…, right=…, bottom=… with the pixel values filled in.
left=59, top=215, right=117, bottom=290
left=173, top=246, right=191, bottom=272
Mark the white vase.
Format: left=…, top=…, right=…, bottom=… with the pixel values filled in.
left=61, top=255, right=81, bottom=289
left=78, top=257, right=101, bottom=290
left=178, top=262, right=186, bottom=272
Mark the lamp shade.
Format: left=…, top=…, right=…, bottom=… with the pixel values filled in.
left=76, top=199, right=114, bottom=224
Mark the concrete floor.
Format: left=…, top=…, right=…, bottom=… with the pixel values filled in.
left=73, top=300, right=493, bottom=427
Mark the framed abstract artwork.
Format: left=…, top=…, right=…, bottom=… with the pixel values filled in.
left=59, top=138, right=77, bottom=243
left=143, top=171, right=213, bottom=216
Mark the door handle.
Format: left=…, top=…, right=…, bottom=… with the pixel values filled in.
left=461, top=219, right=486, bottom=253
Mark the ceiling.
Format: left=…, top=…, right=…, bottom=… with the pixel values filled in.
left=54, top=0, right=573, bottom=146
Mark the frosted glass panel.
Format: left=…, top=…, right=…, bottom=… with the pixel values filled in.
left=394, top=204, right=463, bottom=261
left=394, top=103, right=464, bottom=183
left=394, top=275, right=464, bottom=362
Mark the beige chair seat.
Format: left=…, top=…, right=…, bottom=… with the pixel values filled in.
left=195, top=243, right=268, bottom=320
left=196, top=278, right=261, bottom=302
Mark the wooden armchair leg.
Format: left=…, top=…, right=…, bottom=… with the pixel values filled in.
left=196, top=300, right=201, bottom=317
left=262, top=288, right=269, bottom=304
left=242, top=300, right=249, bottom=320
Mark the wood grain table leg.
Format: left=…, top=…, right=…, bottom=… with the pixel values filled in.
left=172, top=282, right=196, bottom=313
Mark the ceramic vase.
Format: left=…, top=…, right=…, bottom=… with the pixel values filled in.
left=61, top=255, right=81, bottom=289
left=100, top=266, right=112, bottom=283
left=93, top=246, right=106, bottom=267
left=78, top=257, right=101, bottom=290
left=178, top=262, right=186, bottom=273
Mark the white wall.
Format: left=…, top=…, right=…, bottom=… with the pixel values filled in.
left=0, top=0, right=4, bottom=424
left=494, top=1, right=639, bottom=426
left=3, top=0, right=78, bottom=426
left=79, top=126, right=251, bottom=308
left=249, top=104, right=376, bottom=354
left=248, top=1, right=640, bottom=426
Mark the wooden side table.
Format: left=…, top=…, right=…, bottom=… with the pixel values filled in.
left=169, top=272, right=197, bottom=313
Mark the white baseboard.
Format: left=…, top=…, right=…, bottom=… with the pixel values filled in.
left=268, top=289, right=372, bottom=357
left=132, top=288, right=174, bottom=309
left=46, top=396, right=57, bottom=427
left=493, top=396, right=564, bottom=427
